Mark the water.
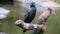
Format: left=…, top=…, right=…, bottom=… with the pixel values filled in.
left=22, top=0, right=60, bottom=12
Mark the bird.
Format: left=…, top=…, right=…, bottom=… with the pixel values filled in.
left=23, top=2, right=37, bottom=33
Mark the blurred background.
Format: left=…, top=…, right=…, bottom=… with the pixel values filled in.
left=0, top=0, right=60, bottom=34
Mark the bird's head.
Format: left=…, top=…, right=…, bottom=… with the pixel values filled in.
left=30, top=2, right=36, bottom=8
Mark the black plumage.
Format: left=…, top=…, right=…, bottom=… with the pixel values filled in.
left=24, top=2, right=36, bottom=23
left=23, top=2, right=37, bottom=33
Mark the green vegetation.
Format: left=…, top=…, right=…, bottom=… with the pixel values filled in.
left=44, top=10, right=60, bottom=34
left=0, top=0, right=60, bottom=34
left=57, top=0, right=60, bottom=4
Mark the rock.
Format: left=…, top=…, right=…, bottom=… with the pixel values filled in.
left=0, top=7, right=10, bottom=15
left=0, top=15, right=7, bottom=19
left=0, top=7, right=10, bottom=19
